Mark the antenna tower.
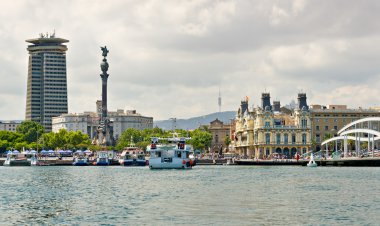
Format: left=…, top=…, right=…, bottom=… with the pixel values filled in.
left=218, top=88, right=222, bottom=113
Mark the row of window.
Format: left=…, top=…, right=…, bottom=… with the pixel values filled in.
left=45, top=72, right=66, bottom=75
left=44, top=67, right=66, bottom=71
left=316, top=125, right=338, bottom=131
left=44, top=99, right=67, bottom=102
left=45, top=55, right=65, bottom=59
left=44, top=63, right=66, bottom=67
left=264, top=133, right=307, bottom=145
left=45, top=87, right=67, bottom=90
left=44, top=84, right=67, bottom=87
left=45, top=91, right=67, bottom=94
left=45, top=75, right=66, bottom=79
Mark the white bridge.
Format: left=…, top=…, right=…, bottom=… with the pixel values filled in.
left=321, top=117, right=380, bottom=158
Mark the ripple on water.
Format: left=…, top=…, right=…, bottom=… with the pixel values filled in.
left=0, top=166, right=380, bottom=225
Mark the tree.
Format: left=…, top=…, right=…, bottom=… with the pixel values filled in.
left=16, top=121, right=45, bottom=143
left=189, top=129, right=212, bottom=152
left=224, top=136, right=231, bottom=152
left=0, top=131, right=22, bottom=151
left=116, top=128, right=143, bottom=150
left=0, top=140, right=10, bottom=152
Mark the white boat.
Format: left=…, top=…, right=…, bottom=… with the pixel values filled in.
left=96, top=151, right=109, bottom=166
left=307, top=153, right=318, bottom=167
left=3, top=151, right=38, bottom=166
left=148, top=137, right=193, bottom=169
left=73, top=151, right=89, bottom=166
left=119, top=140, right=146, bottom=166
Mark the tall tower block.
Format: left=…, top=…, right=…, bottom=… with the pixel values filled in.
left=25, top=33, right=69, bottom=132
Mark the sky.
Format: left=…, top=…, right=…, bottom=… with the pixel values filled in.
left=1, top=0, right=380, bottom=121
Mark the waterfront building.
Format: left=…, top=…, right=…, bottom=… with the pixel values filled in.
left=25, top=33, right=69, bottom=132
left=52, top=101, right=153, bottom=141
left=309, top=105, right=380, bottom=151
left=0, top=120, right=23, bottom=132
left=234, top=93, right=311, bottom=158
left=207, top=119, right=231, bottom=154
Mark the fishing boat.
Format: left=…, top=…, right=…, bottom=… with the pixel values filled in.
left=73, top=151, right=89, bottom=166
left=307, top=153, right=318, bottom=167
left=119, top=145, right=147, bottom=166
left=95, top=151, right=109, bottom=166
left=148, top=137, right=193, bottom=169
left=3, top=150, right=38, bottom=166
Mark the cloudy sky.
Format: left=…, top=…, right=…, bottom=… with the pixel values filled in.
left=1, top=0, right=380, bottom=121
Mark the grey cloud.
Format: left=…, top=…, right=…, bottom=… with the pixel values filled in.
left=1, top=0, right=380, bottom=121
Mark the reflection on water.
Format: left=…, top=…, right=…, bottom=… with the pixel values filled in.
left=0, top=166, right=379, bottom=225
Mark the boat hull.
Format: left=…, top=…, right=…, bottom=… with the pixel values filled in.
left=73, top=161, right=89, bottom=166
left=3, top=160, right=31, bottom=166
left=122, top=160, right=146, bottom=166
left=149, top=159, right=192, bottom=169
left=96, top=161, right=109, bottom=166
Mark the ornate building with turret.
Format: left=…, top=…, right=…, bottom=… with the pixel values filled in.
left=234, top=93, right=311, bottom=159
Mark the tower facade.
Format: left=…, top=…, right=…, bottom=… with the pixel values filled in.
left=25, top=33, right=69, bottom=132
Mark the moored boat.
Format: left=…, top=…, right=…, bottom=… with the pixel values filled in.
left=148, top=137, right=193, bottom=169
left=95, top=151, right=109, bottom=166
left=119, top=147, right=147, bottom=166
left=3, top=151, right=38, bottom=166
left=73, top=151, right=89, bottom=166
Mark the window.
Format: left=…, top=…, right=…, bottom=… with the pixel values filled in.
left=276, top=133, right=281, bottom=144
left=284, top=134, right=288, bottom=144
left=316, top=134, right=320, bottom=142
left=316, top=126, right=320, bottom=131
left=265, top=133, right=270, bottom=144
left=334, top=126, right=338, bottom=130
left=265, top=121, right=270, bottom=128
left=301, top=119, right=307, bottom=128
left=292, top=134, right=296, bottom=144
left=302, top=134, right=307, bottom=144
left=325, top=126, right=328, bottom=131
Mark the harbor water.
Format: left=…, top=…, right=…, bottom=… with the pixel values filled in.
left=0, top=165, right=379, bottom=225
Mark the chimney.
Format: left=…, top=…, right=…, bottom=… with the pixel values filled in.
left=297, top=93, right=309, bottom=110
left=240, top=100, right=248, bottom=115
left=273, top=101, right=280, bottom=112
left=261, top=93, right=271, bottom=111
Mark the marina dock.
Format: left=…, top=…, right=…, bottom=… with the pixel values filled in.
left=235, top=157, right=380, bottom=167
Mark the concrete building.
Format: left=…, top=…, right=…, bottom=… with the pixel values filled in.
left=25, top=33, right=69, bottom=132
left=234, top=93, right=311, bottom=159
left=309, top=105, right=380, bottom=151
left=0, top=121, right=23, bottom=132
left=52, top=101, right=153, bottom=141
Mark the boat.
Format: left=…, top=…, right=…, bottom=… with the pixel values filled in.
left=148, top=137, right=193, bottom=169
left=72, top=151, right=89, bottom=166
left=3, top=151, right=38, bottom=166
left=307, top=153, right=318, bottom=167
left=119, top=145, right=147, bottom=166
left=95, top=151, right=109, bottom=166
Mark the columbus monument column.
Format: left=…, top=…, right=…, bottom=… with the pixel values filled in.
left=94, top=46, right=115, bottom=147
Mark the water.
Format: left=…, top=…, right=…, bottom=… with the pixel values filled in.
left=0, top=165, right=379, bottom=225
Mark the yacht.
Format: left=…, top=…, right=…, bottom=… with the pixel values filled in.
left=119, top=146, right=147, bottom=166
left=148, top=137, right=193, bottom=169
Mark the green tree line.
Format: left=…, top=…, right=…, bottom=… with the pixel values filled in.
left=0, top=121, right=212, bottom=153
left=0, top=121, right=91, bottom=152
